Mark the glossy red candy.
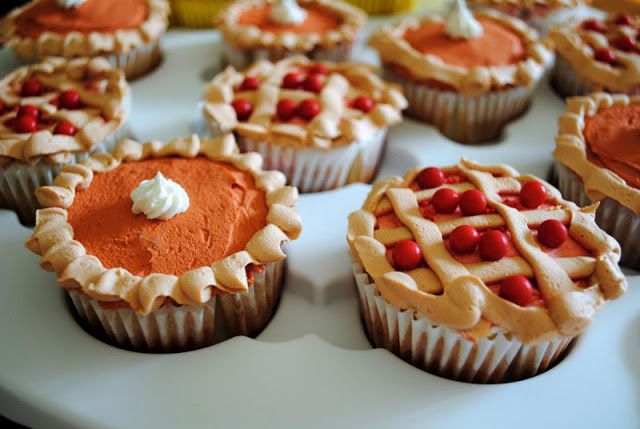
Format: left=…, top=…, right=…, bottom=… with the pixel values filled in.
left=537, top=219, right=568, bottom=249
left=297, top=99, right=321, bottom=120
left=17, top=105, right=40, bottom=119
left=582, top=19, right=606, bottom=33
left=500, top=275, right=534, bottom=306
left=303, top=74, right=324, bottom=93
left=54, top=120, right=77, bottom=136
left=595, top=48, right=617, bottom=65
left=13, top=115, right=37, bottom=133
left=231, top=99, right=253, bottom=121
left=460, top=189, right=487, bottom=216
left=417, top=167, right=445, bottom=189
left=612, top=34, right=637, bottom=52
left=520, top=181, right=547, bottom=209
left=239, top=76, right=260, bottom=91
left=308, top=63, right=329, bottom=75
left=392, top=240, right=423, bottom=271
left=282, top=72, right=304, bottom=89
left=59, top=90, right=81, bottom=109
left=351, top=95, right=374, bottom=113
left=431, top=188, right=459, bottom=214
left=276, top=98, right=297, bottom=121
left=615, top=13, right=634, bottom=26
left=449, top=225, right=480, bottom=254
left=20, top=78, right=43, bottom=97
left=479, top=230, right=509, bottom=261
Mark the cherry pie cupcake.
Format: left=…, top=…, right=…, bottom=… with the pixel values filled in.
left=348, top=159, right=626, bottom=383
left=549, top=12, right=640, bottom=97
left=216, top=0, right=366, bottom=70
left=0, top=0, right=170, bottom=80
left=0, top=57, right=129, bottom=225
left=26, top=134, right=302, bottom=353
left=201, top=56, right=407, bottom=193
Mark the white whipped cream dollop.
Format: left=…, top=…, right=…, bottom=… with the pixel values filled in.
left=270, top=0, right=307, bottom=25
left=131, top=172, right=190, bottom=221
left=56, top=0, right=87, bottom=9
left=445, top=0, right=483, bottom=40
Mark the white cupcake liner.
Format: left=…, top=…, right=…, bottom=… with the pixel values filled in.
left=104, top=39, right=163, bottom=81
left=222, top=42, right=354, bottom=71
left=554, top=162, right=640, bottom=269
left=237, top=130, right=387, bottom=193
left=351, top=259, right=574, bottom=383
left=67, top=259, right=285, bottom=353
left=383, top=67, right=533, bottom=144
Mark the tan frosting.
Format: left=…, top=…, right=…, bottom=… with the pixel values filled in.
left=0, top=0, right=169, bottom=58
left=369, top=10, right=554, bottom=96
left=25, top=134, right=303, bottom=315
left=549, top=14, right=640, bottom=92
left=347, top=158, right=626, bottom=344
left=203, top=56, right=408, bottom=150
left=0, top=57, right=128, bottom=166
left=470, top=0, right=584, bottom=8
left=555, top=92, right=640, bottom=214
left=217, top=0, right=366, bottom=52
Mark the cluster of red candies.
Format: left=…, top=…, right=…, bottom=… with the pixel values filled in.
left=582, top=13, right=639, bottom=66
left=3, top=77, right=80, bottom=135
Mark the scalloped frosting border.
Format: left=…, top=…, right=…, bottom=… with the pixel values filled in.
left=25, top=133, right=303, bottom=315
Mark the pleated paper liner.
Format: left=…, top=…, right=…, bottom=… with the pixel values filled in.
left=105, top=39, right=163, bottom=81
left=222, top=43, right=354, bottom=71
left=352, top=259, right=575, bottom=383
left=551, top=56, right=640, bottom=98
left=554, top=162, right=640, bottom=269
left=67, top=259, right=285, bottom=353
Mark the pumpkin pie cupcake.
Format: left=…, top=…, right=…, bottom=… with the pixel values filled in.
left=26, top=134, right=302, bottom=353
left=554, top=92, right=640, bottom=269
left=370, top=0, right=553, bottom=144
left=549, top=12, right=640, bottom=97
left=201, top=56, right=407, bottom=193
left=0, top=0, right=170, bottom=80
left=0, top=57, right=129, bottom=225
left=348, top=159, right=626, bottom=383
left=216, top=0, right=366, bottom=70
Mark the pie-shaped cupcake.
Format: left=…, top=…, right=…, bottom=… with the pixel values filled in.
left=216, top=0, right=366, bottom=70
left=549, top=12, right=640, bottom=97
left=0, top=57, right=129, bottom=225
left=26, top=134, right=302, bottom=353
left=348, top=158, right=626, bottom=383
left=0, top=0, right=170, bottom=80
left=369, top=2, right=553, bottom=144
left=202, top=56, right=407, bottom=193
left=554, top=92, right=640, bottom=268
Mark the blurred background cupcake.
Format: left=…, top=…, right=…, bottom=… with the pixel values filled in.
left=169, top=0, right=231, bottom=28
left=343, top=0, right=416, bottom=15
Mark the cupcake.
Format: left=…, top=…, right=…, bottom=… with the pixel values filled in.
left=469, top=0, right=588, bottom=34
left=348, top=158, right=626, bottom=383
left=170, top=0, right=231, bottom=28
left=370, top=0, right=553, bottom=144
left=216, top=0, right=366, bottom=70
left=554, top=92, right=640, bottom=269
left=0, top=57, right=129, bottom=225
left=343, top=0, right=415, bottom=16
left=0, top=0, right=170, bottom=81
left=549, top=12, right=640, bottom=97
left=201, top=56, right=407, bottom=193
left=25, top=134, right=302, bottom=353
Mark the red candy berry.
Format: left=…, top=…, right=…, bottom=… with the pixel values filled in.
left=613, top=34, right=637, bottom=52
left=231, top=99, right=253, bottom=121
left=239, top=76, right=260, bottom=91
left=449, top=225, right=480, bottom=254
left=18, top=104, right=40, bottom=119
left=500, top=275, right=534, bottom=307
left=13, top=115, right=37, bottom=133
left=615, top=13, right=634, bottom=26
left=54, top=120, right=77, bottom=136
left=537, top=219, right=568, bottom=249
left=352, top=95, right=374, bottom=113
left=303, top=74, right=324, bottom=93
left=0, top=100, right=6, bottom=113
left=392, top=240, right=423, bottom=271
left=460, top=189, right=487, bottom=216
left=431, top=188, right=459, bottom=214
left=282, top=72, right=304, bottom=89
left=479, top=230, right=509, bottom=261
left=20, top=78, right=43, bottom=97
left=59, top=90, right=81, bottom=109
left=595, top=48, right=617, bottom=65
left=297, top=99, right=321, bottom=120
left=417, top=167, right=445, bottom=189
left=309, top=63, right=329, bottom=75
left=276, top=98, right=297, bottom=121
left=582, top=19, right=606, bottom=33
left=520, top=181, right=547, bottom=209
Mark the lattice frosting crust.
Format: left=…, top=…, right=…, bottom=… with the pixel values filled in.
left=0, top=57, right=129, bottom=166
left=0, top=0, right=169, bottom=59
left=369, top=10, right=553, bottom=96
left=549, top=14, right=640, bottom=92
left=26, top=134, right=303, bottom=315
left=203, top=56, right=408, bottom=150
left=216, top=0, right=366, bottom=52
left=348, top=159, right=626, bottom=344
left=555, top=92, right=640, bottom=214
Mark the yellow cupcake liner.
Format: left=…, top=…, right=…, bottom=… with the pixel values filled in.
left=344, top=0, right=416, bottom=15
left=169, top=0, right=231, bottom=28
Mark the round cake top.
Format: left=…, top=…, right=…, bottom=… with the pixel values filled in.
left=26, top=134, right=303, bottom=315
left=237, top=3, right=340, bottom=35
left=348, top=158, right=626, bottom=344
left=14, top=0, right=148, bottom=38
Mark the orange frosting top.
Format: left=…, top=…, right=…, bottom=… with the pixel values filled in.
left=15, top=0, right=148, bottom=38
left=237, top=4, right=340, bottom=34
left=584, top=103, right=640, bottom=189
left=402, top=17, right=526, bottom=69
left=67, top=157, right=268, bottom=277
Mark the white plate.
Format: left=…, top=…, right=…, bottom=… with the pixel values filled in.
left=0, top=25, right=638, bottom=429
